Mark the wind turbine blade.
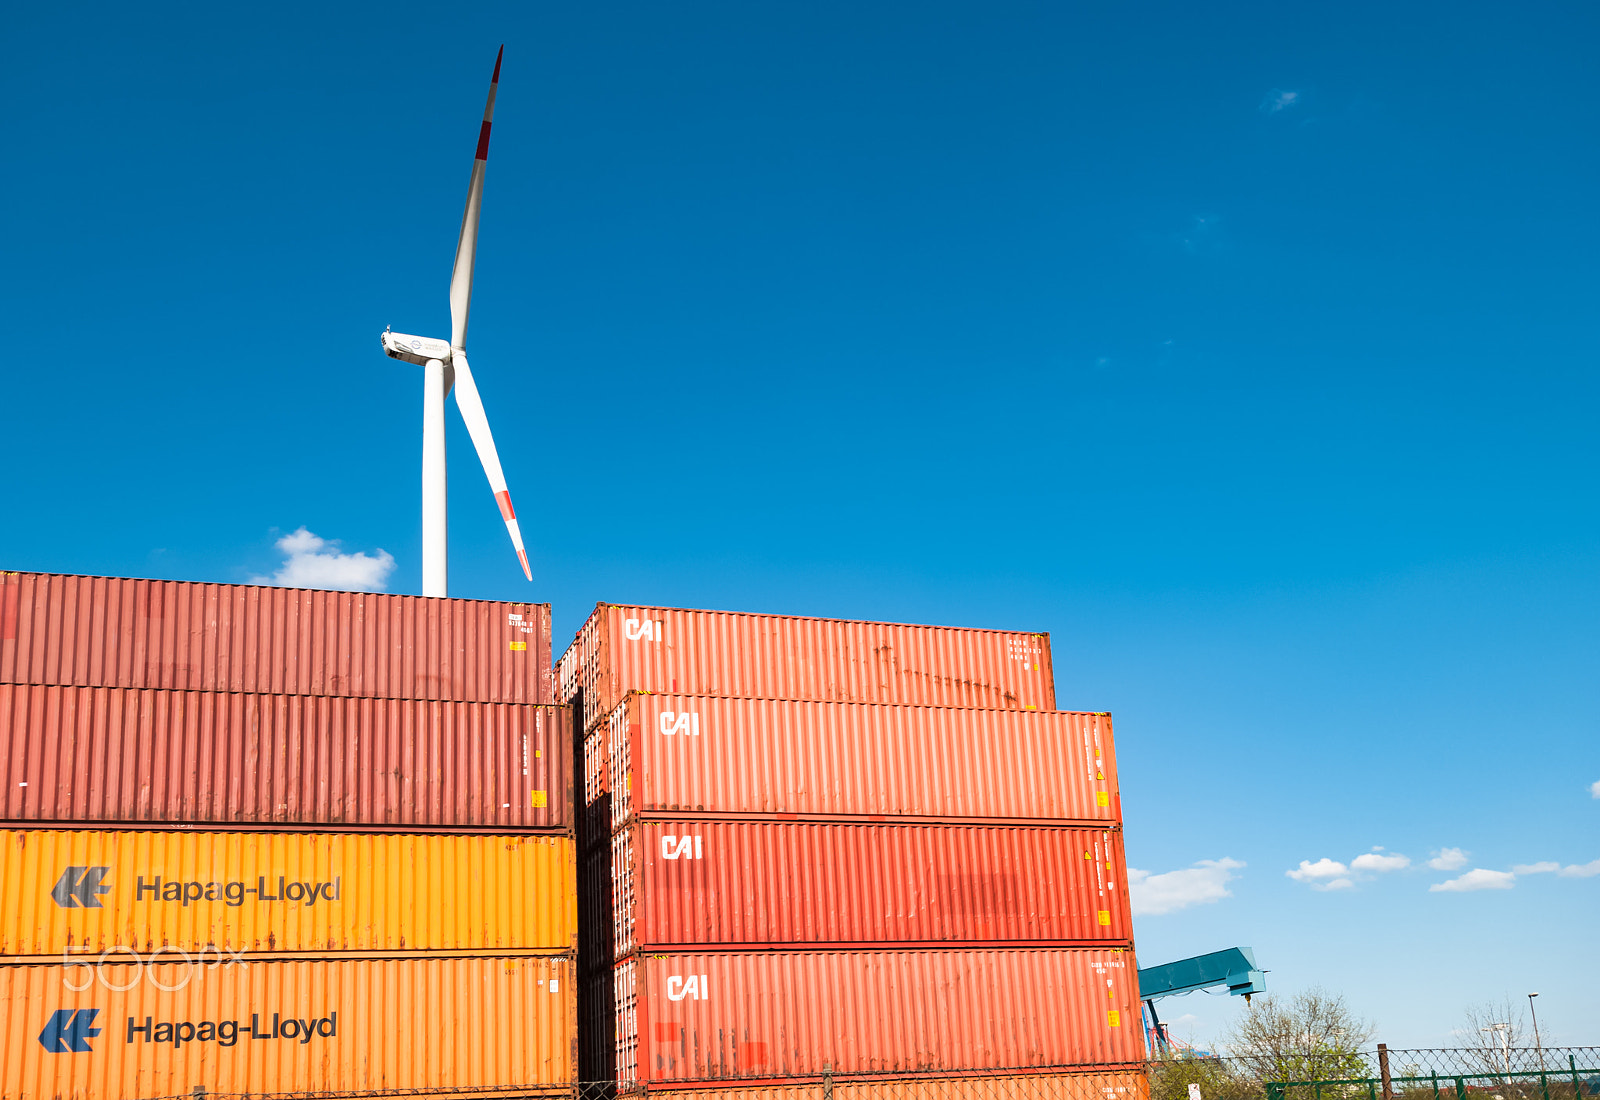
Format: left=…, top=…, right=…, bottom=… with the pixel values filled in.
left=451, top=351, right=532, bottom=581
left=449, top=45, right=503, bottom=351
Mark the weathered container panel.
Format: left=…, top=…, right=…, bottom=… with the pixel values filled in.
left=0, top=955, right=575, bottom=1099
left=563, top=604, right=1053, bottom=730
left=614, top=948, right=1143, bottom=1085
left=0, top=830, right=576, bottom=956
left=619, top=1068, right=1150, bottom=1099
left=610, top=821, right=1131, bottom=955
left=603, top=695, right=1119, bottom=828
left=0, top=571, right=552, bottom=703
left=0, top=684, right=571, bottom=830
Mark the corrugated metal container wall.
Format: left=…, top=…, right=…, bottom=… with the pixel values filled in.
left=0, top=572, right=552, bottom=703
left=618, top=1068, right=1149, bottom=1099
left=0, top=684, right=572, bottom=831
left=0, top=955, right=574, bottom=1099
left=610, top=821, right=1131, bottom=955
left=568, top=604, right=1054, bottom=731
left=607, top=695, right=1120, bottom=827
left=615, top=947, right=1143, bottom=1085
left=0, top=830, right=576, bottom=956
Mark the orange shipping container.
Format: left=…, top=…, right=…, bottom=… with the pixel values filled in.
left=0, top=571, right=552, bottom=704
left=0, top=684, right=571, bottom=831
left=0, top=954, right=574, bottom=1100
left=598, top=695, right=1120, bottom=827
left=612, top=947, right=1144, bottom=1086
left=605, top=821, right=1131, bottom=956
left=0, top=830, right=576, bottom=957
left=559, top=604, right=1053, bottom=732
left=618, top=1068, right=1150, bottom=1099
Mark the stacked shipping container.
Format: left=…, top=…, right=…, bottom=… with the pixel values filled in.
left=562, top=603, right=1145, bottom=1096
left=0, top=571, right=578, bottom=1099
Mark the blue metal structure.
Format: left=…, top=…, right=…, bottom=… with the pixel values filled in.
left=1137, top=947, right=1266, bottom=1055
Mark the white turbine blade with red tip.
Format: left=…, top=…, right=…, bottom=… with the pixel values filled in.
left=449, top=45, right=502, bottom=351
left=451, top=351, right=532, bottom=580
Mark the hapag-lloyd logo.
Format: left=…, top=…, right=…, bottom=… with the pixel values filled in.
left=624, top=618, right=662, bottom=641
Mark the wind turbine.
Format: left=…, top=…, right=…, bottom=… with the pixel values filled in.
left=380, top=46, right=530, bottom=597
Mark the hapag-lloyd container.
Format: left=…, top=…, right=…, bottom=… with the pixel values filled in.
left=613, top=947, right=1143, bottom=1084
left=599, top=694, right=1120, bottom=827
left=0, top=829, right=576, bottom=956
left=0, top=571, right=552, bottom=703
left=559, top=604, right=1053, bottom=731
left=0, top=683, right=571, bottom=831
left=612, top=1069, right=1150, bottom=1099
left=0, top=955, right=575, bottom=1099
left=605, top=821, right=1131, bottom=955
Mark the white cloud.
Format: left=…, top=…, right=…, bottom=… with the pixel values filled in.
left=1557, top=860, right=1600, bottom=878
left=254, top=527, right=396, bottom=592
left=1512, top=862, right=1560, bottom=875
left=1590, top=780, right=1600, bottom=799
left=1261, top=89, right=1301, bottom=113
left=1286, top=858, right=1348, bottom=884
left=1128, top=858, right=1244, bottom=916
left=1352, top=851, right=1411, bottom=873
left=1430, top=869, right=1516, bottom=893
left=1428, top=848, right=1469, bottom=871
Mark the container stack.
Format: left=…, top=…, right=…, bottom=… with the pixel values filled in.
left=562, top=603, right=1145, bottom=1099
left=0, top=571, right=578, bottom=1100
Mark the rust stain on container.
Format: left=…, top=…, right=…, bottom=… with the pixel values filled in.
left=0, top=955, right=575, bottom=1099
left=611, top=947, right=1144, bottom=1085
left=558, top=604, right=1054, bottom=730
left=0, top=683, right=572, bottom=830
left=0, top=571, right=552, bottom=703
left=0, top=830, right=576, bottom=955
left=597, top=694, right=1120, bottom=827
left=603, top=821, right=1131, bottom=955
left=623, top=1068, right=1150, bottom=1099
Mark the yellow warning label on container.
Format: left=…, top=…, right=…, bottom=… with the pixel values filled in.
left=530, top=790, right=548, bottom=808
left=1098, top=910, right=1111, bottom=926
left=509, top=641, right=527, bottom=652
left=1107, top=1010, right=1121, bottom=1027
left=1096, top=791, right=1110, bottom=807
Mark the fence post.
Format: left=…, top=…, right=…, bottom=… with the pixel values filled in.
left=1454, top=1076, right=1466, bottom=1100
left=1571, top=1055, right=1581, bottom=1100
left=823, top=1062, right=833, bottom=1100
left=1380, top=1044, right=1394, bottom=1100
left=1431, top=1071, right=1440, bottom=1100
left=1370, top=1079, right=1378, bottom=1100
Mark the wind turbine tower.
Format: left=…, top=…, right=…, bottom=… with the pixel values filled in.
left=381, top=47, right=530, bottom=598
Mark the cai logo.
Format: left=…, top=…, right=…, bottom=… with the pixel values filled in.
left=51, top=867, right=112, bottom=909
left=623, top=618, right=662, bottom=642
left=39, top=1009, right=102, bottom=1053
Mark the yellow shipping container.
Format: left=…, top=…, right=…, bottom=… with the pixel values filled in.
left=0, top=830, right=574, bottom=957
left=0, top=955, right=575, bottom=1099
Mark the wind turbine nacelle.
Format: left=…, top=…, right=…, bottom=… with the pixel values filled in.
left=381, top=331, right=454, bottom=365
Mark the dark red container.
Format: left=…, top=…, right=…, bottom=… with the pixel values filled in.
left=605, top=820, right=1132, bottom=955
left=0, top=683, right=571, bottom=831
left=0, top=571, right=552, bottom=703
left=611, top=947, right=1145, bottom=1085
left=598, top=694, right=1121, bottom=827
left=558, top=604, right=1053, bottom=731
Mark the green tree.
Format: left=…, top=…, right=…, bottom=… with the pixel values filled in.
left=1223, top=988, right=1373, bottom=1087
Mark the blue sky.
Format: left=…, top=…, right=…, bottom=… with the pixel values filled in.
left=4, top=0, right=1596, bottom=1049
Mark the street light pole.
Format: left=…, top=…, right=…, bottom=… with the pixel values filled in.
left=1528, top=994, right=1546, bottom=1072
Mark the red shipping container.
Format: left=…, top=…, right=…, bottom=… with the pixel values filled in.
left=558, top=604, right=1053, bottom=731
left=599, top=695, right=1120, bottom=827
left=613, top=1069, right=1150, bottom=1099
left=0, top=683, right=572, bottom=831
left=0, top=571, right=552, bottom=703
left=612, top=947, right=1144, bottom=1085
left=606, top=820, right=1132, bottom=955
